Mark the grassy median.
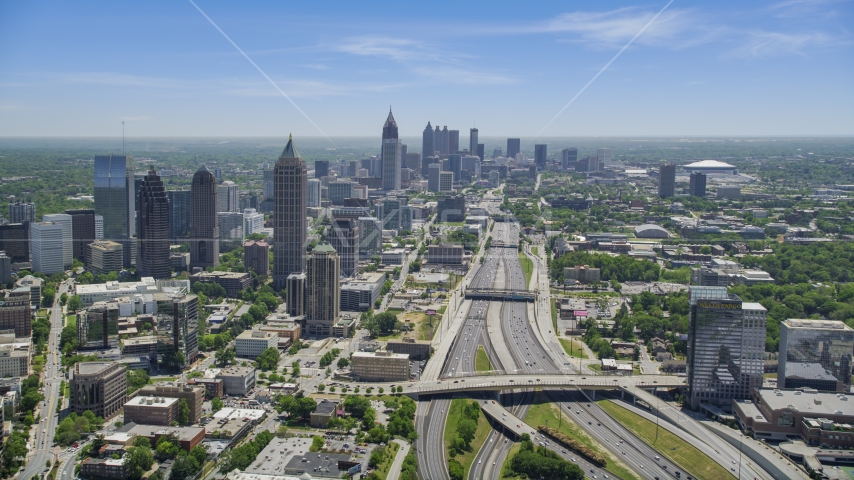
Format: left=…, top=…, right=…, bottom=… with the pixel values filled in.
left=518, top=251, right=533, bottom=288
left=371, top=441, right=400, bottom=480
left=444, top=398, right=491, bottom=479
left=475, top=346, right=493, bottom=373
left=559, top=338, right=588, bottom=359
left=597, top=400, right=735, bottom=480
left=524, top=395, right=639, bottom=480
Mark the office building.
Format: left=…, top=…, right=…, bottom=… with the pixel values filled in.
left=422, top=122, right=434, bottom=157
left=216, top=181, right=239, bottom=213
left=687, top=286, right=766, bottom=410
left=427, top=163, right=442, bottom=192
left=489, top=170, right=500, bottom=187
left=273, top=135, right=307, bottom=290
left=235, top=330, right=278, bottom=359
left=95, top=215, right=103, bottom=240
left=77, top=301, right=120, bottom=350
left=428, top=244, right=464, bottom=264
left=15, top=275, right=42, bottom=307
left=0, top=224, right=29, bottom=263
left=8, top=201, right=35, bottom=225
left=218, top=212, right=243, bottom=252
left=217, top=366, right=256, bottom=396
left=358, top=217, right=382, bottom=257
left=190, top=166, right=219, bottom=269
left=563, top=265, right=601, bottom=284
left=596, top=148, right=612, bottom=169
left=244, top=240, right=269, bottom=276
left=507, top=138, right=521, bottom=159
left=381, top=109, right=401, bottom=192
left=405, top=152, right=421, bottom=174
left=94, top=155, right=135, bottom=266
left=189, top=271, right=251, bottom=298
left=137, top=382, right=205, bottom=425
left=778, top=319, right=853, bottom=392
left=166, top=189, right=192, bottom=240
left=123, top=396, right=179, bottom=426
left=0, top=252, right=10, bottom=284
left=421, top=155, right=438, bottom=178
left=351, top=351, right=410, bottom=382
left=340, top=272, right=386, bottom=312
left=306, top=243, right=339, bottom=336
left=439, top=171, right=454, bottom=192
left=263, top=169, right=275, bottom=200
left=41, top=213, right=73, bottom=269
left=689, top=172, right=707, bottom=197
left=135, top=169, right=171, bottom=279
left=328, top=181, right=354, bottom=206
left=69, top=361, right=127, bottom=419
left=534, top=144, right=547, bottom=170
left=30, top=221, right=66, bottom=274
left=379, top=197, right=410, bottom=232
left=314, top=160, right=329, bottom=179
left=448, top=129, right=459, bottom=154
left=0, top=344, right=29, bottom=378
left=329, top=219, right=359, bottom=277
left=155, top=293, right=200, bottom=367
left=433, top=125, right=449, bottom=155
left=64, top=209, right=96, bottom=262
left=561, top=148, right=578, bottom=170
left=387, top=337, right=431, bottom=361
left=658, top=163, right=676, bottom=198
left=469, top=128, right=478, bottom=159
left=717, top=185, right=741, bottom=199
left=437, top=195, right=466, bottom=223
left=306, top=178, right=321, bottom=208
left=449, top=154, right=462, bottom=181
left=243, top=208, right=264, bottom=236
left=0, top=289, right=32, bottom=337
left=286, top=273, right=305, bottom=317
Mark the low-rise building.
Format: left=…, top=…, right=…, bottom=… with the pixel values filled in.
left=386, top=337, right=431, bottom=361
left=125, top=424, right=206, bottom=451
left=137, top=382, right=205, bottom=424
left=351, top=351, right=409, bottom=382
left=339, top=272, right=386, bottom=312
left=86, top=240, right=124, bottom=275
left=310, top=399, right=340, bottom=428
left=189, top=377, right=224, bottom=399
left=563, top=265, right=601, bottom=284
left=217, top=366, right=256, bottom=396
left=0, top=344, right=28, bottom=377
left=261, top=322, right=301, bottom=342
left=0, top=288, right=32, bottom=338
left=427, top=244, right=464, bottom=264
left=381, top=249, right=407, bottom=265
left=123, top=396, right=179, bottom=426
left=80, top=458, right=127, bottom=479
left=235, top=330, right=278, bottom=359
left=189, top=271, right=251, bottom=298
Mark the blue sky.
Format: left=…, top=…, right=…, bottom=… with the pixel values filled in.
left=1, top=0, right=852, bottom=138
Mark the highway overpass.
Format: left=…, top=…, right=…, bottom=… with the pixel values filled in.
left=464, top=288, right=536, bottom=302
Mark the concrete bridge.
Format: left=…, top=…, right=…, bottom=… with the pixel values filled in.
left=463, top=288, right=536, bottom=302
left=489, top=242, right=518, bottom=248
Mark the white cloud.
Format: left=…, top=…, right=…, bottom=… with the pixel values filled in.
left=62, top=72, right=183, bottom=89
left=336, top=36, right=431, bottom=62
left=732, top=30, right=849, bottom=57
left=410, top=66, right=517, bottom=85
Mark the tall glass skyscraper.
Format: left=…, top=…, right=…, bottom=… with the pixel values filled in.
left=687, top=286, right=766, bottom=410
left=167, top=189, right=192, bottom=240
left=191, top=165, right=219, bottom=269
left=779, top=319, right=853, bottom=392
left=94, top=155, right=135, bottom=266
left=136, top=169, right=171, bottom=279
left=274, top=135, right=307, bottom=290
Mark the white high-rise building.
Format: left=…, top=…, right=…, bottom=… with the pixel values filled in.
left=381, top=109, right=401, bottom=192
left=42, top=213, right=73, bottom=268
left=30, top=222, right=67, bottom=274
left=307, top=179, right=321, bottom=208
left=216, top=181, right=239, bottom=212
left=95, top=215, right=104, bottom=240
left=243, top=208, right=264, bottom=236
left=427, top=163, right=441, bottom=192
left=597, top=148, right=612, bottom=169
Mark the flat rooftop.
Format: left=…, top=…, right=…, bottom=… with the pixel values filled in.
left=760, top=388, right=854, bottom=416
left=76, top=361, right=117, bottom=375
left=125, top=396, right=179, bottom=409
left=352, top=351, right=409, bottom=360
left=126, top=425, right=205, bottom=442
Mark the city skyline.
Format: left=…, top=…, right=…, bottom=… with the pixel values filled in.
left=1, top=1, right=851, bottom=137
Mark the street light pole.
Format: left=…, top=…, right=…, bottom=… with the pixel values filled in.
left=738, top=433, right=743, bottom=480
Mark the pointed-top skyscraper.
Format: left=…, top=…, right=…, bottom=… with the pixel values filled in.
left=381, top=108, right=401, bottom=191
left=274, top=134, right=308, bottom=290
left=422, top=122, right=434, bottom=158
left=191, top=165, right=219, bottom=269
left=136, top=168, right=171, bottom=279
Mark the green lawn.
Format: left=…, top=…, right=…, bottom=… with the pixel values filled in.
left=588, top=363, right=603, bottom=372
left=445, top=398, right=492, bottom=479
left=531, top=246, right=539, bottom=256
left=475, top=346, right=493, bottom=373
left=518, top=252, right=533, bottom=288
left=524, top=395, right=639, bottom=480
left=371, top=441, right=400, bottom=480
left=597, top=400, right=735, bottom=480
left=763, top=373, right=777, bottom=379
left=550, top=300, right=558, bottom=331
left=148, top=376, right=177, bottom=384
left=436, top=221, right=465, bottom=226
left=559, top=338, right=588, bottom=359
left=65, top=314, right=76, bottom=329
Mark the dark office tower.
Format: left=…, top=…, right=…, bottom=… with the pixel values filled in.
left=477, top=144, right=484, bottom=162
left=433, top=126, right=449, bottom=155
left=448, top=130, right=459, bottom=154
left=689, top=172, right=707, bottom=197
left=421, top=155, right=438, bottom=177
left=314, top=160, right=329, bottom=179
left=166, top=189, right=192, bottom=241
left=400, top=144, right=408, bottom=168
left=381, top=108, right=401, bottom=192
left=274, top=135, right=308, bottom=290
left=0, top=224, right=29, bottom=263
left=658, top=163, right=676, bottom=198
left=329, top=218, right=359, bottom=278
left=561, top=148, right=578, bottom=170
left=135, top=169, right=171, bottom=279
left=507, top=138, right=521, bottom=159
left=64, top=209, right=96, bottom=262
left=449, top=154, right=462, bottom=181
left=422, top=122, right=434, bottom=157
left=8, top=201, right=35, bottom=224
left=469, top=128, right=478, bottom=159
left=94, top=155, right=135, bottom=266
left=534, top=144, right=547, bottom=170
left=190, top=166, right=219, bottom=270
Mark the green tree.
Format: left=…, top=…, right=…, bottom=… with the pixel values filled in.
left=256, top=347, right=280, bottom=371
left=66, top=294, right=82, bottom=312
left=215, top=347, right=236, bottom=367
left=448, top=459, right=465, bottom=480
left=125, top=445, right=154, bottom=479
left=211, top=397, right=224, bottom=413
left=456, top=418, right=477, bottom=448
left=310, top=436, right=325, bottom=452
left=169, top=454, right=200, bottom=480
left=177, top=399, right=190, bottom=426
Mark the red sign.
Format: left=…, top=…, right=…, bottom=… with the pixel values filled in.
left=574, top=310, right=588, bottom=317
left=426, top=309, right=437, bottom=315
